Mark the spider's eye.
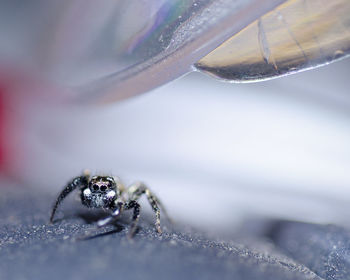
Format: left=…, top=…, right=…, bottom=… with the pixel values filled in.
left=100, top=185, right=107, bottom=192
left=92, top=184, right=99, bottom=191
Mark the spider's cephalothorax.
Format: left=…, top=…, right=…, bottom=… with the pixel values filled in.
left=50, top=171, right=170, bottom=237
left=81, top=176, right=118, bottom=208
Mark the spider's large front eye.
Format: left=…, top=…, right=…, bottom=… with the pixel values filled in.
left=92, top=184, right=99, bottom=191
left=100, top=185, right=107, bottom=192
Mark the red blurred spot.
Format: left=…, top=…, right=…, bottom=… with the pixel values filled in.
left=0, top=85, right=5, bottom=170
left=0, top=81, right=14, bottom=174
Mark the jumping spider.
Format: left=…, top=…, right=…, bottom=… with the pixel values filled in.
left=50, top=170, right=170, bottom=237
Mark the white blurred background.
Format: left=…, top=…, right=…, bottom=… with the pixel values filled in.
left=4, top=57, right=348, bottom=231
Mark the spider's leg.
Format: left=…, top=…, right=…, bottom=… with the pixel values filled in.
left=97, top=201, right=124, bottom=227
left=149, top=193, right=173, bottom=225
left=128, top=182, right=171, bottom=234
left=124, top=200, right=141, bottom=238
left=50, top=173, right=89, bottom=223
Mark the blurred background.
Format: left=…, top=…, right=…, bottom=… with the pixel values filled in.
left=1, top=58, right=349, bottom=232
left=0, top=0, right=349, bottom=232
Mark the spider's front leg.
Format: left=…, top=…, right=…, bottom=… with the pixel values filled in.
left=124, top=200, right=141, bottom=238
left=127, top=182, right=170, bottom=234
left=49, top=171, right=90, bottom=223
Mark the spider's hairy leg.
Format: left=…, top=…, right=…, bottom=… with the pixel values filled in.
left=49, top=171, right=90, bottom=223
left=124, top=200, right=141, bottom=238
left=97, top=201, right=124, bottom=227
left=128, top=182, right=171, bottom=234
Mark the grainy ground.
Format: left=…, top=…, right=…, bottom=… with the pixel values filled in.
left=0, top=185, right=348, bottom=280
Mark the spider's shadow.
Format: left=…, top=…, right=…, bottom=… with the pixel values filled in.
left=79, top=226, right=125, bottom=241
left=75, top=210, right=129, bottom=240
left=55, top=209, right=158, bottom=240
left=76, top=210, right=127, bottom=224
left=52, top=209, right=127, bottom=224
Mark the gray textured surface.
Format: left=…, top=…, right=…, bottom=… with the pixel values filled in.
left=0, top=185, right=346, bottom=280
left=270, top=221, right=350, bottom=280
